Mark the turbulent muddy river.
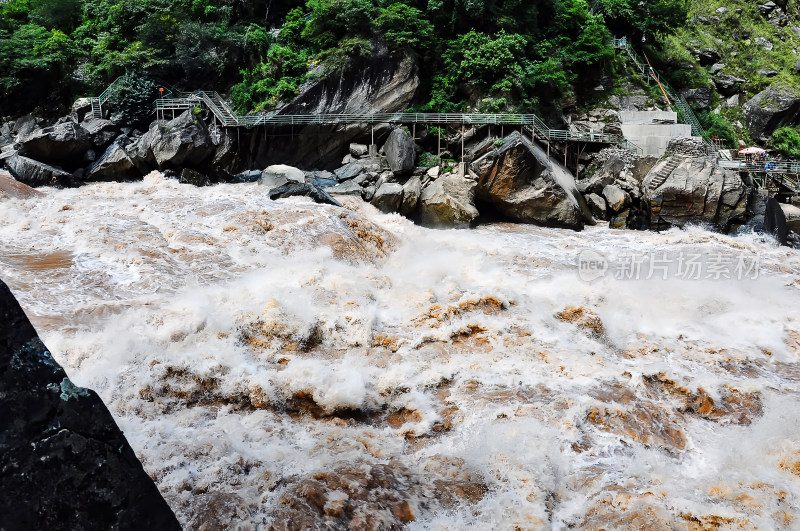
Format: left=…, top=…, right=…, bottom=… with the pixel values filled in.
left=2, top=172, right=800, bottom=529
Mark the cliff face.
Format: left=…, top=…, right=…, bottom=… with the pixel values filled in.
left=0, top=279, right=181, bottom=531
left=249, top=53, right=419, bottom=170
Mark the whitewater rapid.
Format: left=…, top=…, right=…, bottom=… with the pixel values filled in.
left=2, top=173, right=800, bottom=529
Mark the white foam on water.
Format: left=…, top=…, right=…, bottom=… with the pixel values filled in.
left=2, top=177, right=800, bottom=528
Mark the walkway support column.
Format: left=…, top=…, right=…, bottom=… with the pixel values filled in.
left=437, top=126, right=441, bottom=166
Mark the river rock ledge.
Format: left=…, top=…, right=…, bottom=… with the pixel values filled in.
left=0, top=279, right=181, bottom=530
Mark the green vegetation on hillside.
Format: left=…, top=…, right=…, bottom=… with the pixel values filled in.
left=0, top=0, right=689, bottom=117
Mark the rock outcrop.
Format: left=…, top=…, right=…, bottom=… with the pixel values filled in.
left=0, top=279, right=181, bottom=530
left=742, top=86, right=800, bottom=141
left=472, top=132, right=584, bottom=230
left=643, top=155, right=749, bottom=231
left=251, top=54, right=419, bottom=169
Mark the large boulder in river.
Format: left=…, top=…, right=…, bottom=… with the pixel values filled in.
left=0, top=279, right=181, bottom=530
left=472, top=132, right=585, bottom=230
left=135, top=111, right=214, bottom=170
left=260, top=164, right=305, bottom=188
left=0, top=170, right=42, bottom=199
left=418, top=173, right=479, bottom=228
left=371, top=182, right=404, bottom=213
left=742, top=86, right=800, bottom=141
left=643, top=155, right=749, bottom=231
left=5, top=154, right=74, bottom=187
left=400, top=176, right=422, bottom=215
left=382, top=128, right=416, bottom=175
left=86, top=135, right=141, bottom=182
left=18, top=121, right=91, bottom=163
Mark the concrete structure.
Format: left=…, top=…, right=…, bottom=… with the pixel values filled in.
left=619, top=111, right=694, bottom=157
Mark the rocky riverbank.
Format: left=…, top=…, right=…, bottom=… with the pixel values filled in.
left=2, top=106, right=798, bottom=244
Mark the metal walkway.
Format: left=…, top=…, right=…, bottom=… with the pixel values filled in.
left=91, top=79, right=642, bottom=153
left=719, top=160, right=800, bottom=193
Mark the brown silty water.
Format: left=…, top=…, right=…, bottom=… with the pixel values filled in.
left=1, top=172, right=800, bottom=529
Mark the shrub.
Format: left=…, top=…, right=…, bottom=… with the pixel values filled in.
left=770, top=126, right=800, bottom=157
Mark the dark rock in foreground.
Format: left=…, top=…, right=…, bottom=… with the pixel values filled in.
left=269, top=182, right=343, bottom=207
left=5, top=154, right=74, bottom=187
left=0, top=279, right=181, bottom=531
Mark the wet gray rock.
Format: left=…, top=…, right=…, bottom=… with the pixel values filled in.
left=381, top=128, right=416, bottom=175
left=5, top=154, right=73, bottom=187
left=371, top=182, right=404, bottom=213
left=418, top=173, right=479, bottom=228
left=179, top=168, right=211, bottom=187
left=585, top=193, right=607, bottom=220
left=86, top=136, right=141, bottom=182
left=18, top=121, right=91, bottom=164
left=400, top=176, right=422, bottom=215
left=742, top=86, right=800, bottom=141
left=231, top=170, right=262, bottom=183
left=643, top=155, right=748, bottom=231
left=268, top=182, right=343, bottom=207
left=0, top=279, right=182, bottom=531
left=328, top=180, right=364, bottom=196
left=334, top=161, right=365, bottom=182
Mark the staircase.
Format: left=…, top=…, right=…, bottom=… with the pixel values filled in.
left=649, top=157, right=681, bottom=190
left=613, top=38, right=716, bottom=155
left=90, top=98, right=102, bottom=119
left=193, top=91, right=239, bottom=126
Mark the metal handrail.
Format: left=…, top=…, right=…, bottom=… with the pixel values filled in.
left=96, top=79, right=643, bottom=152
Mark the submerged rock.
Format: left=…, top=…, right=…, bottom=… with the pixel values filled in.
left=0, top=279, right=181, bottom=530
left=269, top=182, right=343, bottom=207
left=179, top=168, right=211, bottom=187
